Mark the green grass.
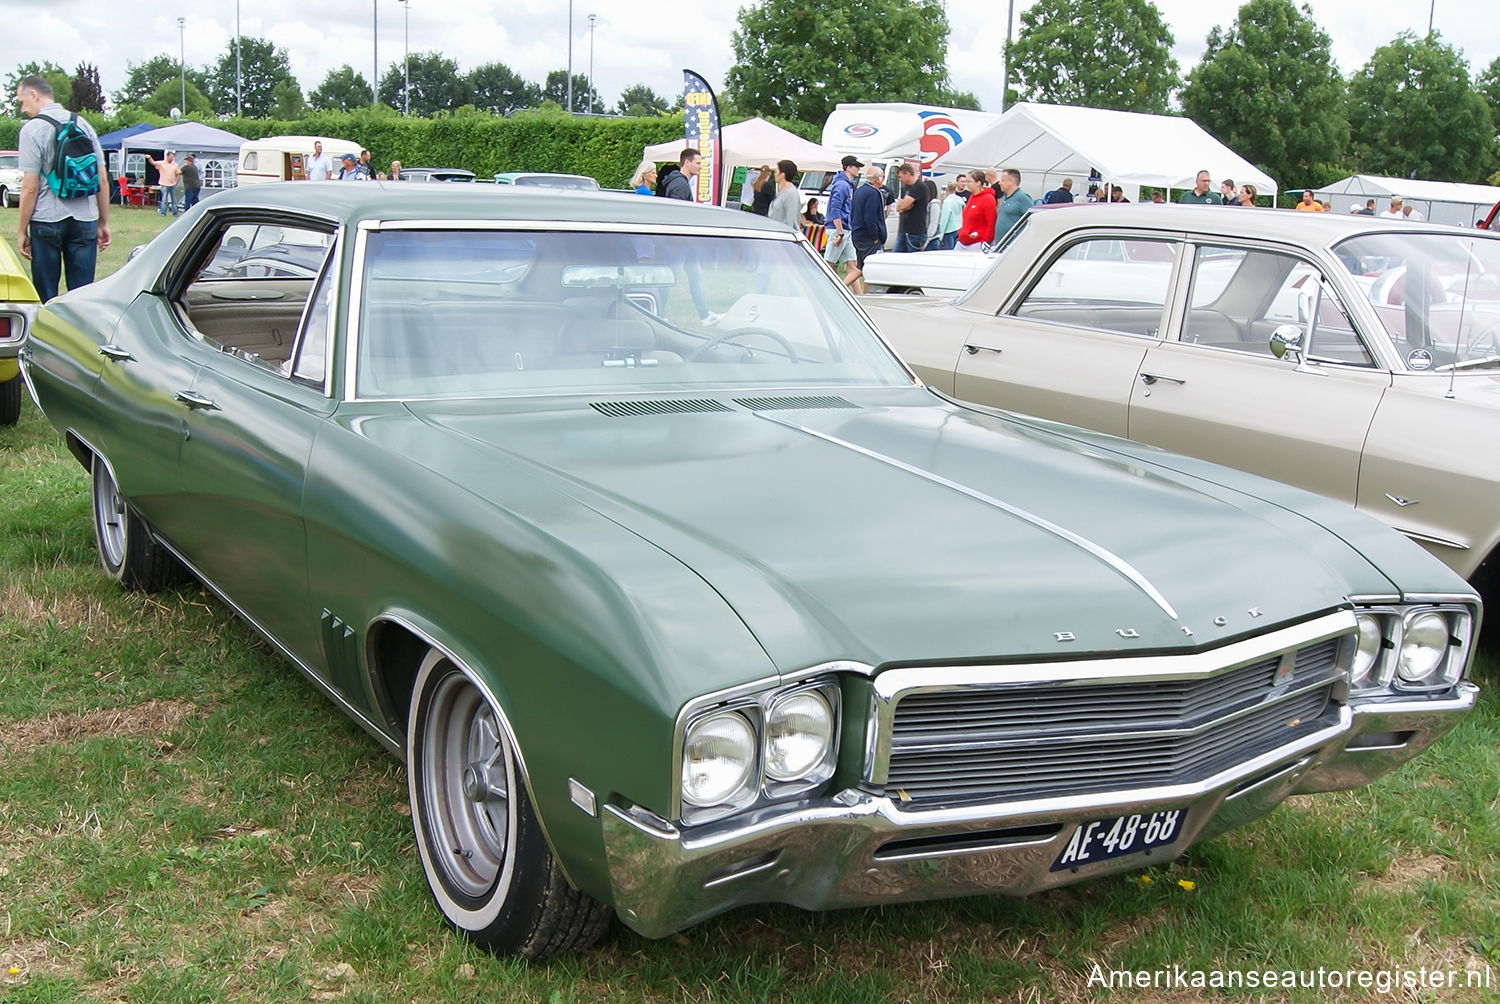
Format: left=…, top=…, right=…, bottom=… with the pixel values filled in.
left=2, top=215, right=1497, bottom=1000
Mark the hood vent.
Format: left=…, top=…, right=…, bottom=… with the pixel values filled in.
left=590, top=399, right=733, bottom=417
left=734, top=395, right=858, bottom=411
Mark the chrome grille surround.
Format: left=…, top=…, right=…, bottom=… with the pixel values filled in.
left=868, top=611, right=1357, bottom=809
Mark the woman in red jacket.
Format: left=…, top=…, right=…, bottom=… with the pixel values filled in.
left=957, top=169, right=996, bottom=250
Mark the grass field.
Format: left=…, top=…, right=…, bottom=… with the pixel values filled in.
left=1, top=209, right=1497, bottom=1002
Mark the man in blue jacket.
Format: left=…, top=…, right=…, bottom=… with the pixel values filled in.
left=849, top=165, right=887, bottom=294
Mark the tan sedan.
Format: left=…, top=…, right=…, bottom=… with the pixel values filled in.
left=865, top=204, right=1500, bottom=614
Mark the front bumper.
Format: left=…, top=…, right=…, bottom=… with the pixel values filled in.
left=602, top=683, right=1476, bottom=938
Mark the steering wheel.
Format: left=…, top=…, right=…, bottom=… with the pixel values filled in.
left=685, top=326, right=800, bottom=363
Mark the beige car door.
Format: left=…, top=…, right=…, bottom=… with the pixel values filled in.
left=1127, top=244, right=1390, bottom=506
left=954, top=236, right=1180, bottom=437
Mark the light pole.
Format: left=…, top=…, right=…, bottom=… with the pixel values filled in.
left=399, top=0, right=409, bottom=115
left=999, top=0, right=1015, bottom=112
left=587, top=14, right=596, bottom=115
left=566, top=0, right=574, bottom=114
left=234, top=1, right=241, bottom=116
left=177, top=17, right=186, bottom=112
left=372, top=0, right=379, bottom=108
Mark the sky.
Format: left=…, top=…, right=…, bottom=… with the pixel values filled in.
left=2, top=0, right=1494, bottom=121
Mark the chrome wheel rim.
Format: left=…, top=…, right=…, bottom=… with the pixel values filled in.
left=421, top=671, right=511, bottom=900
left=93, top=462, right=127, bottom=569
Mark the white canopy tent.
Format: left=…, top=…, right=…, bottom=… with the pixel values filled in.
left=642, top=117, right=847, bottom=202
left=930, top=102, right=1277, bottom=203
left=121, top=121, right=249, bottom=190
left=1312, top=175, right=1500, bottom=227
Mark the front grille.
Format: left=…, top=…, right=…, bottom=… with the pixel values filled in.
left=882, top=636, right=1345, bottom=808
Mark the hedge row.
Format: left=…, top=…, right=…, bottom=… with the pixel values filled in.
left=0, top=109, right=822, bottom=188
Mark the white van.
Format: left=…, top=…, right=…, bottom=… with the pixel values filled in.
left=237, top=135, right=361, bottom=184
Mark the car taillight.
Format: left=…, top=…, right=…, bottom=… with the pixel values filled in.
left=0, top=316, right=11, bottom=338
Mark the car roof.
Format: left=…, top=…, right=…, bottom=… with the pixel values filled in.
left=197, top=180, right=790, bottom=233
left=1019, top=203, right=1499, bottom=244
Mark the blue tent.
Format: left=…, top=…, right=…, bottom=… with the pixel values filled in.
left=96, top=122, right=155, bottom=151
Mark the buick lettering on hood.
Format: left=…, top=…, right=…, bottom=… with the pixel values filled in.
left=18, top=182, right=1480, bottom=957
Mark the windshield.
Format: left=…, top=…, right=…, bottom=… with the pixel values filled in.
left=1334, top=232, right=1500, bottom=371
left=356, top=229, right=913, bottom=399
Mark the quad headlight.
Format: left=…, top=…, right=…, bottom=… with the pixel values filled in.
left=1349, top=604, right=1471, bottom=694
left=681, top=712, right=758, bottom=809
left=764, top=690, right=836, bottom=783
left=678, top=678, right=841, bottom=824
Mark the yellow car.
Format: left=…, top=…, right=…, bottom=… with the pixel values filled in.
left=0, top=234, right=39, bottom=425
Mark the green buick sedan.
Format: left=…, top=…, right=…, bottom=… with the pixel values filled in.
left=19, top=182, right=1482, bottom=958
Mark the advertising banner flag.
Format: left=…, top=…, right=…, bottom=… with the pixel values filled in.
left=681, top=69, right=722, bottom=206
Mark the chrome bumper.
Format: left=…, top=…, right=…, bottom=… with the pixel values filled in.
left=602, top=684, right=1476, bottom=938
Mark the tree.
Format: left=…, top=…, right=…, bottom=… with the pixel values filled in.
left=115, top=54, right=206, bottom=109
left=5, top=61, right=71, bottom=117
left=468, top=62, right=540, bottom=116
left=68, top=63, right=105, bottom=113
left=1179, top=0, right=1347, bottom=190
left=378, top=52, right=473, bottom=115
left=1347, top=31, right=1496, bottom=183
left=1477, top=56, right=1500, bottom=138
left=1005, top=0, right=1179, bottom=113
left=141, top=77, right=213, bottom=118
left=203, top=36, right=296, bottom=117
left=271, top=79, right=307, bottom=119
left=725, top=0, right=961, bottom=124
left=616, top=83, right=670, bottom=117
left=542, top=71, right=602, bottom=114
left=309, top=65, right=374, bottom=112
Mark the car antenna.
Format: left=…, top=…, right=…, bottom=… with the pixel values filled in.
left=1447, top=242, right=1476, bottom=400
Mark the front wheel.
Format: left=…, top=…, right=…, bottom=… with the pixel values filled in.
left=407, top=649, right=611, bottom=958
left=91, top=454, right=186, bottom=590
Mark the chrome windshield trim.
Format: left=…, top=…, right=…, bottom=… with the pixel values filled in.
left=757, top=413, right=1180, bottom=621
left=341, top=220, right=904, bottom=404
left=865, top=609, right=1355, bottom=784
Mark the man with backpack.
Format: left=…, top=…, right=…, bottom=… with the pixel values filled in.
left=14, top=76, right=109, bottom=302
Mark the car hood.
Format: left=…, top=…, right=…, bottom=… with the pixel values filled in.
left=398, top=390, right=1386, bottom=671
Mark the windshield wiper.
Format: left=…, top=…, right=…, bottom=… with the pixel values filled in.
left=1436, top=354, right=1500, bottom=372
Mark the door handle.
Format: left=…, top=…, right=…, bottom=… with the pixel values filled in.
left=964, top=344, right=1002, bottom=355
left=174, top=390, right=220, bottom=410
left=99, top=344, right=135, bottom=361
left=1140, top=372, right=1186, bottom=386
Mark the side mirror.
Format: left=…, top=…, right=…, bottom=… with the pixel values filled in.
left=1270, top=324, right=1303, bottom=361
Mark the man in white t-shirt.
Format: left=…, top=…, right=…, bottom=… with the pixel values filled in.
left=1380, top=196, right=1407, bottom=219
left=305, top=141, right=332, bottom=181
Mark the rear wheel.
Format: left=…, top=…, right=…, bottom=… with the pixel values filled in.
left=407, top=648, right=611, bottom=958
left=90, top=454, right=186, bottom=590
left=0, top=374, right=20, bottom=425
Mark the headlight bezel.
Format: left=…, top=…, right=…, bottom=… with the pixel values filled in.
left=1349, top=602, right=1472, bottom=695
left=674, top=672, right=846, bottom=826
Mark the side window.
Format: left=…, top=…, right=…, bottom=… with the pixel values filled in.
left=1010, top=237, right=1178, bottom=338
left=1186, top=245, right=1373, bottom=365
left=176, top=218, right=336, bottom=374
left=290, top=254, right=335, bottom=388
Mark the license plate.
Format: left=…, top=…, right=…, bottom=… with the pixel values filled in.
left=1050, top=809, right=1184, bottom=872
